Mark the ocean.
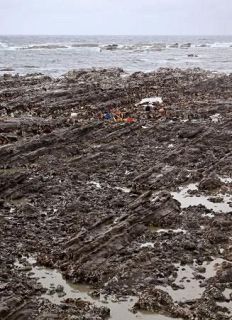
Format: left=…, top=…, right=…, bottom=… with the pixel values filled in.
left=0, top=35, right=231, bottom=76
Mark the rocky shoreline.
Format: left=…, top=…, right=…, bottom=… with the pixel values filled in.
left=0, top=67, right=232, bottom=319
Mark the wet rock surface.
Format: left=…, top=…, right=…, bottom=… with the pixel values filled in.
left=0, top=67, right=232, bottom=319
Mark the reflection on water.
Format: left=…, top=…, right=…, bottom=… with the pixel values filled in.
left=15, top=257, right=177, bottom=320
left=171, top=183, right=232, bottom=213
left=157, top=258, right=228, bottom=302
left=219, top=177, right=232, bottom=184
left=217, top=289, right=232, bottom=314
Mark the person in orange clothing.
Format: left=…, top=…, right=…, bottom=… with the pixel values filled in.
left=113, top=109, right=124, bottom=122
left=158, top=107, right=166, bottom=117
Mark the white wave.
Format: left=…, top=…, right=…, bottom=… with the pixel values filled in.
left=195, top=42, right=232, bottom=48
left=0, top=42, right=9, bottom=49
left=0, top=44, right=19, bottom=51
left=100, top=43, right=167, bottom=52
left=0, top=43, right=33, bottom=51
left=210, top=42, right=232, bottom=48
left=20, top=43, right=69, bottom=50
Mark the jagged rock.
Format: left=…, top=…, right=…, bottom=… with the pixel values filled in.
left=0, top=68, right=232, bottom=320
left=199, top=174, right=222, bottom=191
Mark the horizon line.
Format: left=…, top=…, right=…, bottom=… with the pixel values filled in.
left=0, top=34, right=232, bottom=37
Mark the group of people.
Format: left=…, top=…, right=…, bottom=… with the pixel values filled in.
left=67, top=103, right=168, bottom=126
left=144, top=105, right=167, bottom=119
left=99, top=110, right=136, bottom=123
left=99, top=104, right=167, bottom=123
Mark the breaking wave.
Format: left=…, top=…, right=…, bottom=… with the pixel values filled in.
left=1, top=41, right=232, bottom=52
left=0, top=41, right=7, bottom=48
left=21, top=44, right=69, bottom=50
left=196, top=42, right=232, bottom=48
left=0, top=42, right=20, bottom=51
left=210, top=42, right=232, bottom=48
left=100, top=43, right=167, bottom=51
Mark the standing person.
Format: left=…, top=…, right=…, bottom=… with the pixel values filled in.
left=103, top=111, right=113, bottom=121
left=145, top=105, right=152, bottom=119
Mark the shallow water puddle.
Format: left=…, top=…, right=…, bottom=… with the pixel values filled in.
left=148, top=226, right=188, bottom=235
left=115, top=186, right=131, bottom=193
left=15, top=257, right=175, bottom=320
left=219, top=176, right=232, bottom=184
left=87, top=181, right=102, bottom=189
left=223, top=289, right=232, bottom=300
left=140, top=242, right=155, bottom=248
left=88, top=181, right=131, bottom=194
left=217, top=301, right=232, bottom=314
left=157, top=258, right=227, bottom=302
left=156, top=228, right=187, bottom=235
left=217, top=289, right=232, bottom=314
left=171, top=183, right=232, bottom=213
left=140, top=229, right=188, bottom=249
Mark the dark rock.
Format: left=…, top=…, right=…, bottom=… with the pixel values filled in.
left=199, top=174, right=222, bottom=191
left=0, top=67, right=232, bottom=320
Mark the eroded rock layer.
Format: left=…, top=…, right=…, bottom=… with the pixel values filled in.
left=1, top=68, right=232, bottom=319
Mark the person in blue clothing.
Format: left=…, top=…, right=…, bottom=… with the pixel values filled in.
left=103, top=111, right=113, bottom=121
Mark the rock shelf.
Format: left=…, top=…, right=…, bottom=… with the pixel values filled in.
left=0, top=67, right=232, bottom=319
